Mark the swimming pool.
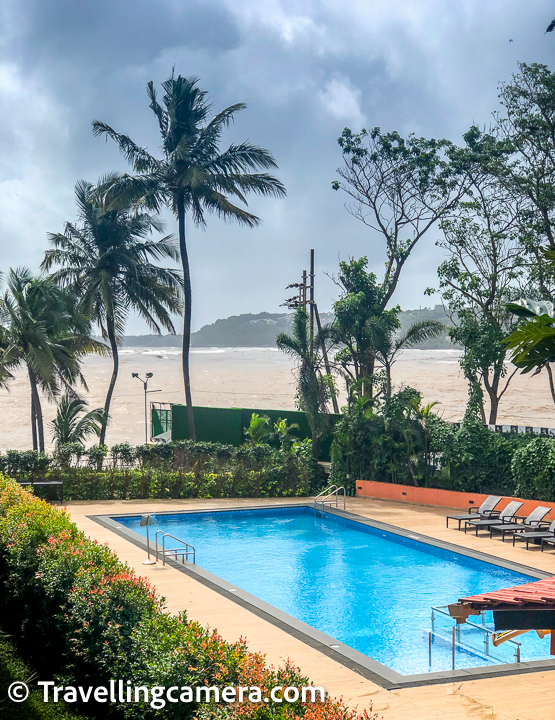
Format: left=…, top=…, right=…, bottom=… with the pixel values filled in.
left=113, top=506, right=553, bottom=678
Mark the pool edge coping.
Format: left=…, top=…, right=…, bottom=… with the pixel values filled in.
left=88, top=502, right=555, bottom=690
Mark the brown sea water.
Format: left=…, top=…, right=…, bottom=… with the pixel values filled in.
left=0, top=347, right=553, bottom=451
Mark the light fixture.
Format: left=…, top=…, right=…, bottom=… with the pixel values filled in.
left=132, top=373, right=162, bottom=443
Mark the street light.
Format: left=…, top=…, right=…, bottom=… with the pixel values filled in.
left=132, top=373, right=162, bottom=443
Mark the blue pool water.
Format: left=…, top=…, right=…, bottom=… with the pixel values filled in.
left=115, top=507, right=553, bottom=675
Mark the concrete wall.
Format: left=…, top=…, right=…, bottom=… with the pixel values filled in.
left=356, top=480, right=555, bottom=519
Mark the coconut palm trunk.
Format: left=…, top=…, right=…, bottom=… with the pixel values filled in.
left=177, top=193, right=196, bottom=440
left=28, top=367, right=45, bottom=452
left=100, top=317, right=119, bottom=446
left=29, top=371, right=38, bottom=451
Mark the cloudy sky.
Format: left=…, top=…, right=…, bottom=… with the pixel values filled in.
left=0, top=0, right=554, bottom=334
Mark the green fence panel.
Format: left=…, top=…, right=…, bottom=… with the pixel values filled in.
left=171, top=405, right=243, bottom=445
left=171, top=405, right=340, bottom=460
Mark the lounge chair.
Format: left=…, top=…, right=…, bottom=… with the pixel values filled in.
left=513, top=519, right=555, bottom=549
left=489, top=506, right=551, bottom=541
left=446, top=496, right=503, bottom=529
left=17, top=479, right=64, bottom=505
left=464, top=501, right=523, bottom=536
left=541, top=534, right=555, bottom=552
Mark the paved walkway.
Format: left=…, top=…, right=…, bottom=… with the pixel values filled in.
left=66, top=497, right=555, bottom=720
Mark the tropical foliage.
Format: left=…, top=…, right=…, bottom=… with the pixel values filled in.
left=48, top=393, right=105, bottom=446
left=276, top=307, right=335, bottom=457
left=0, top=269, right=102, bottom=451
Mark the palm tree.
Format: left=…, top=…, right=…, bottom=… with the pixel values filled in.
left=276, top=307, right=333, bottom=458
left=49, top=394, right=105, bottom=446
left=42, top=179, right=183, bottom=445
left=377, top=320, right=446, bottom=398
left=91, top=73, right=286, bottom=439
left=0, top=269, right=102, bottom=451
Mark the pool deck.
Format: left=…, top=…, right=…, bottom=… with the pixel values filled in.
left=66, top=496, right=555, bottom=720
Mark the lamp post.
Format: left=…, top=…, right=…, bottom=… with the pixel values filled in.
left=132, top=373, right=162, bottom=443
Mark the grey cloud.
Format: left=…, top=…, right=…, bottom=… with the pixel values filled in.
left=0, top=0, right=553, bottom=332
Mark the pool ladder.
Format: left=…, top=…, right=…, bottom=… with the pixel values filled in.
left=314, top=484, right=346, bottom=510
left=154, top=530, right=196, bottom=566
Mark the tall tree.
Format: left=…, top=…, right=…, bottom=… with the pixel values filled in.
left=494, top=63, right=555, bottom=298
left=91, top=73, right=286, bottom=439
left=0, top=269, right=100, bottom=451
left=433, top=172, right=526, bottom=423
left=505, top=252, right=555, bottom=405
left=330, top=257, right=399, bottom=397
left=331, top=127, right=469, bottom=308
left=43, top=179, right=183, bottom=445
left=276, top=307, right=334, bottom=458
left=330, top=257, right=443, bottom=399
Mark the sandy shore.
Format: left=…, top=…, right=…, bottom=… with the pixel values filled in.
left=0, top=347, right=553, bottom=451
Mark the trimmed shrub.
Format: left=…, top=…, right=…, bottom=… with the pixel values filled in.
left=0, top=440, right=319, bottom=502
left=0, top=476, right=376, bottom=720
left=0, top=635, right=86, bottom=720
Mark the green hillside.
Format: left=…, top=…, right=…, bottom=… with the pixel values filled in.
left=121, top=306, right=454, bottom=349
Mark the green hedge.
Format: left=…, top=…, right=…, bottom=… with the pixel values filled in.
left=0, top=476, right=375, bottom=720
left=0, top=636, right=86, bottom=720
left=0, top=441, right=322, bottom=502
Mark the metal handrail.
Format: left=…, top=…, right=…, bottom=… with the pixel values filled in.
left=314, top=485, right=337, bottom=503
left=155, top=530, right=196, bottom=565
left=431, top=605, right=521, bottom=665
left=314, top=485, right=346, bottom=510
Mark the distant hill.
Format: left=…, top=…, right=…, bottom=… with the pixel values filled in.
left=121, top=306, right=455, bottom=349
left=398, top=306, right=455, bottom=349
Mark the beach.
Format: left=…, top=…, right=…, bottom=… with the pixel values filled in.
left=0, top=347, right=554, bottom=451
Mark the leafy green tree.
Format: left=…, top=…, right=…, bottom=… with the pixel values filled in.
left=276, top=307, right=334, bottom=458
left=331, top=257, right=398, bottom=397
left=43, top=179, right=183, bottom=445
left=331, top=386, right=440, bottom=487
left=494, top=63, right=555, bottom=299
left=432, top=172, right=525, bottom=423
left=91, top=73, right=286, bottom=440
left=332, top=127, right=469, bottom=307
left=0, top=269, right=101, bottom=451
left=49, top=394, right=105, bottom=446
left=330, top=257, right=443, bottom=398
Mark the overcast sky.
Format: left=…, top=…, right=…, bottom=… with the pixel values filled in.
left=1, top=0, right=554, bottom=334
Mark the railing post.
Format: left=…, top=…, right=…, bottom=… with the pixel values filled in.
left=452, top=625, right=456, bottom=670
left=428, top=631, right=432, bottom=667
